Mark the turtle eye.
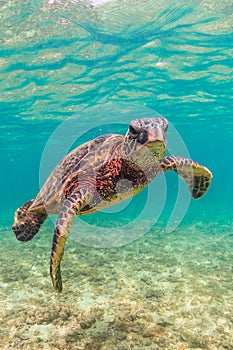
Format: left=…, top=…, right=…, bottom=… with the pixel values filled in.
left=129, top=125, right=139, bottom=138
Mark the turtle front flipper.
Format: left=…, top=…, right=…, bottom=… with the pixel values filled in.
left=160, top=155, right=212, bottom=199
left=50, top=191, right=86, bottom=292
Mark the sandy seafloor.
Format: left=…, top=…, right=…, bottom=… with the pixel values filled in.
left=1, top=218, right=232, bottom=350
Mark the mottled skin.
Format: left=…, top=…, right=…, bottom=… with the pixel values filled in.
left=12, top=118, right=212, bottom=292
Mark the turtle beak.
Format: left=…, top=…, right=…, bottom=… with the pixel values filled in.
left=145, top=126, right=166, bottom=160
left=147, top=126, right=165, bottom=144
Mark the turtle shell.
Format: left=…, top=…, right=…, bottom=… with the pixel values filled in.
left=30, top=134, right=125, bottom=213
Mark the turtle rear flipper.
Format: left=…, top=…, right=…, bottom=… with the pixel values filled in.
left=160, top=155, right=212, bottom=199
left=12, top=200, right=48, bottom=241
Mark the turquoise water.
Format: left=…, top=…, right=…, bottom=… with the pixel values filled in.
left=1, top=1, right=233, bottom=349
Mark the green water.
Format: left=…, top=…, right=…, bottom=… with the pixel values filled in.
left=0, top=0, right=232, bottom=349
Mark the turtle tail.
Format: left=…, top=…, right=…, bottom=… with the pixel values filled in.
left=12, top=199, right=48, bottom=242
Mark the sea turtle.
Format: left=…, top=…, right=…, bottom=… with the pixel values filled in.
left=12, top=117, right=212, bottom=292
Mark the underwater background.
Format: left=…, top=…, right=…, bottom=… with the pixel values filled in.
left=0, top=0, right=232, bottom=349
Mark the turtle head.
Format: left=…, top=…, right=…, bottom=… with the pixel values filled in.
left=124, top=117, right=168, bottom=161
